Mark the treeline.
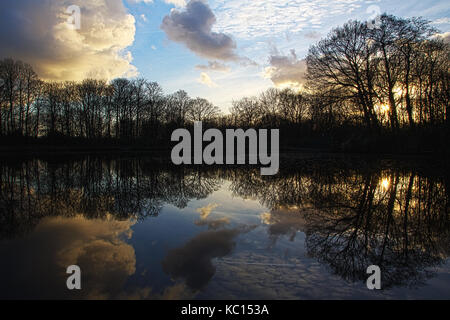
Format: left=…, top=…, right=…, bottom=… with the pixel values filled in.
left=307, top=15, right=449, bottom=131
left=0, top=62, right=221, bottom=144
left=229, top=15, right=449, bottom=152
left=0, top=14, right=448, bottom=152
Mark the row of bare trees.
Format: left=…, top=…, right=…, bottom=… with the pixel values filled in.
left=229, top=15, right=449, bottom=132
left=0, top=60, right=220, bottom=141
left=0, top=14, right=448, bottom=146
left=308, top=15, right=449, bottom=130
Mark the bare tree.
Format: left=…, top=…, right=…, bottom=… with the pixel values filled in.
left=187, top=97, right=220, bottom=123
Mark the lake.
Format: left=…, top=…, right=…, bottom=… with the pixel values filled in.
left=0, top=154, right=449, bottom=299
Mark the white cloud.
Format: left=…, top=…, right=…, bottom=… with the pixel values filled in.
left=432, top=17, right=450, bottom=25
left=196, top=203, right=219, bottom=220
left=212, top=0, right=365, bottom=39
left=0, top=0, right=138, bottom=81
left=304, top=31, right=322, bottom=40
left=128, top=0, right=154, bottom=3
left=198, top=72, right=219, bottom=88
left=165, top=0, right=187, bottom=6
left=434, top=32, right=450, bottom=44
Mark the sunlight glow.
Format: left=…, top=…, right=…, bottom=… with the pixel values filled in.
left=381, top=178, right=390, bottom=191
left=375, top=104, right=390, bottom=113
left=393, top=87, right=404, bottom=97
left=272, top=81, right=304, bottom=92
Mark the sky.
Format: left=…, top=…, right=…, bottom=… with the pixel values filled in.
left=0, top=0, right=449, bottom=111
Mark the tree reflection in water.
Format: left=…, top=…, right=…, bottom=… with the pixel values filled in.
left=247, top=164, right=450, bottom=289
left=0, top=156, right=448, bottom=291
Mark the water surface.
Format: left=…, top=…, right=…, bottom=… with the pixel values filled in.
left=0, top=155, right=449, bottom=299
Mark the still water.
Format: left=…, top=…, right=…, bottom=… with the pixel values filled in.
left=0, top=155, right=449, bottom=299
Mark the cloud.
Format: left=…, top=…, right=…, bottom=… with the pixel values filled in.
left=0, top=215, right=137, bottom=299
left=160, top=283, right=196, bottom=300
left=161, top=229, right=241, bottom=290
left=194, top=203, right=230, bottom=230
left=195, top=217, right=231, bottom=230
left=128, top=0, right=154, bottom=3
left=165, top=0, right=187, bottom=6
left=198, top=72, right=218, bottom=88
left=432, top=17, right=450, bottom=25
left=161, top=0, right=239, bottom=61
left=196, top=203, right=219, bottom=219
left=196, top=61, right=231, bottom=73
left=435, top=32, right=450, bottom=44
left=260, top=207, right=308, bottom=242
left=140, top=14, right=148, bottom=22
left=212, top=0, right=365, bottom=39
left=0, top=0, right=138, bottom=81
left=304, top=31, right=322, bottom=40
left=129, top=0, right=187, bottom=7
left=263, top=49, right=307, bottom=90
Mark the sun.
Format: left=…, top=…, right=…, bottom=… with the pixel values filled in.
left=375, top=104, right=390, bottom=113
left=380, top=105, right=390, bottom=113
left=381, top=178, right=390, bottom=191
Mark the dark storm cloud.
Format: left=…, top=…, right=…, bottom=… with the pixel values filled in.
left=160, top=0, right=239, bottom=61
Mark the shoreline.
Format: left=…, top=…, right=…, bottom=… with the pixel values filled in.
left=0, top=144, right=445, bottom=162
